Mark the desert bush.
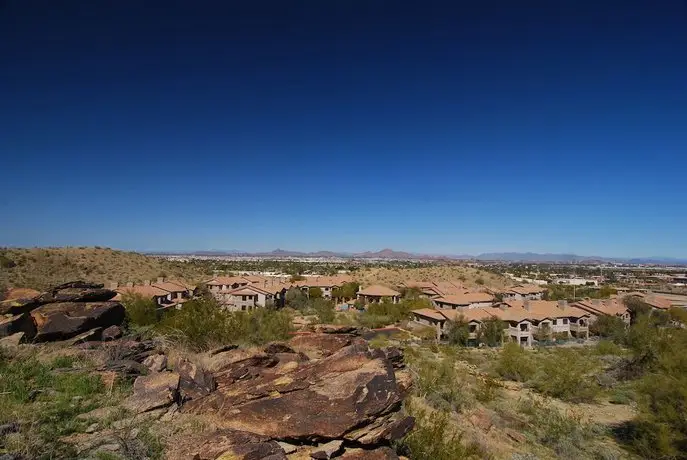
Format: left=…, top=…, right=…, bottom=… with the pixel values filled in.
left=595, top=340, right=624, bottom=356
left=308, top=286, right=323, bottom=299
left=445, top=317, right=470, bottom=346
left=495, top=342, right=535, bottom=382
left=398, top=402, right=486, bottom=460
left=311, top=298, right=335, bottom=323
left=412, top=355, right=473, bottom=412
left=518, top=397, right=603, bottom=460
left=626, top=326, right=687, bottom=458
left=590, top=315, right=627, bottom=343
left=478, top=317, right=505, bottom=346
left=121, top=293, right=159, bottom=327
left=474, top=375, right=501, bottom=403
left=530, top=349, right=600, bottom=403
left=157, top=298, right=293, bottom=350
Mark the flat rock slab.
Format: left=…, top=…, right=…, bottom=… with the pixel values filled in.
left=123, top=372, right=180, bottom=414
left=143, top=354, right=167, bottom=373
left=184, top=340, right=408, bottom=443
left=339, top=447, right=399, bottom=460
left=0, top=313, right=36, bottom=340
left=30, top=301, right=125, bottom=342
left=0, top=332, right=25, bottom=348
left=288, top=333, right=360, bottom=359
left=311, top=439, right=343, bottom=459
left=168, top=429, right=287, bottom=460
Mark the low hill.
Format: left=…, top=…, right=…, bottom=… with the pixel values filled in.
left=0, top=247, right=206, bottom=291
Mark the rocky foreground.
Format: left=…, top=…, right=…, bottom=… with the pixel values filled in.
left=0, top=284, right=414, bottom=459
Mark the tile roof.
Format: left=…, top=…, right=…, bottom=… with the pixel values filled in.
left=116, top=285, right=170, bottom=298
left=152, top=281, right=190, bottom=293
left=508, top=285, right=546, bottom=295
left=434, top=292, right=494, bottom=306
left=412, top=308, right=447, bottom=321
left=574, top=298, right=629, bottom=317
left=206, top=276, right=251, bottom=286
left=501, top=299, right=590, bottom=320
left=358, top=285, right=401, bottom=297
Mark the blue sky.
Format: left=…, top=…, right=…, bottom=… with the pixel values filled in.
left=1, top=1, right=686, bottom=257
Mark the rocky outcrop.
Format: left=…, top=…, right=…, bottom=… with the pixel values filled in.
left=0, top=282, right=125, bottom=343
left=0, top=314, right=36, bottom=340
left=30, top=301, right=125, bottom=342
left=180, top=332, right=413, bottom=458
left=123, top=372, right=180, bottom=414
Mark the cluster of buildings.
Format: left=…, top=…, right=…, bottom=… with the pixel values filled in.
left=411, top=287, right=677, bottom=346
left=111, top=278, right=196, bottom=309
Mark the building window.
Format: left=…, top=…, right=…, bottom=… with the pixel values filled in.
left=242, top=295, right=247, bottom=301
left=563, top=318, right=568, bottom=324
left=553, top=319, right=558, bottom=325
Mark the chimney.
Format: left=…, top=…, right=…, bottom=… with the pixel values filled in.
left=108, top=282, right=118, bottom=290
left=523, top=299, right=531, bottom=311
left=557, top=300, right=568, bottom=309
left=143, top=280, right=150, bottom=286
left=157, top=277, right=164, bottom=284
left=126, top=281, right=134, bottom=288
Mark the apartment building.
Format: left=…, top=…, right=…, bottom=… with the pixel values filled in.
left=574, top=298, right=631, bottom=324
left=433, top=292, right=495, bottom=310
left=357, top=285, right=401, bottom=304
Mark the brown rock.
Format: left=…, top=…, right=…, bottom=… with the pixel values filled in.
left=313, top=324, right=365, bottom=335
left=122, top=372, right=180, bottom=413
left=505, top=428, right=527, bottom=443
left=288, top=333, right=359, bottom=359
left=101, top=325, right=123, bottom=341
left=0, top=297, right=40, bottom=316
left=184, top=341, right=405, bottom=442
left=69, top=328, right=103, bottom=345
left=206, top=348, right=278, bottom=374
left=98, top=359, right=148, bottom=378
left=30, top=301, right=125, bottom=342
left=339, top=447, right=399, bottom=460
left=344, top=414, right=414, bottom=445
left=209, top=344, right=239, bottom=356
left=143, top=354, right=167, bottom=372
left=0, top=332, right=25, bottom=347
left=0, top=313, right=37, bottom=340
left=176, top=358, right=216, bottom=401
left=469, top=408, right=494, bottom=432
left=311, top=439, right=343, bottom=459
left=169, top=429, right=287, bottom=460
left=36, top=287, right=117, bottom=304
left=264, top=342, right=297, bottom=354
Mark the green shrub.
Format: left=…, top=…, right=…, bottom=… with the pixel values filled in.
left=595, top=340, right=623, bottom=356
left=398, top=402, right=485, bottom=460
left=412, top=355, right=473, bottom=412
left=157, top=298, right=293, bottom=350
left=122, top=293, right=158, bottom=327
left=478, top=317, right=505, bottom=346
left=495, top=342, right=535, bottom=382
left=311, top=298, right=335, bottom=323
left=445, top=317, right=470, bottom=346
left=474, top=375, right=501, bottom=403
left=308, top=286, right=323, bottom=299
left=530, top=349, right=600, bottom=403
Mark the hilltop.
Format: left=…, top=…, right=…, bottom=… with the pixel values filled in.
left=0, top=247, right=206, bottom=291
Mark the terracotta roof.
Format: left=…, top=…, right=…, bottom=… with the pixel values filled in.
left=440, top=308, right=501, bottom=323
left=296, top=276, right=351, bottom=288
left=226, top=285, right=273, bottom=296
left=574, top=298, right=629, bottom=317
left=412, top=308, right=447, bottom=321
left=152, top=281, right=190, bottom=293
left=508, top=285, right=546, bottom=295
left=434, top=281, right=466, bottom=295
left=206, top=276, right=251, bottom=286
left=501, top=299, right=590, bottom=320
left=358, top=285, right=401, bottom=297
left=434, top=293, right=494, bottom=306
left=402, top=281, right=437, bottom=289
left=116, top=285, right=170, bottom=298
left=622, top=292, right=673, bottom=310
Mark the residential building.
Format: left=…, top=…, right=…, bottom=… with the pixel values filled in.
left=295, top=275, right=353, bottom=299
left=206, top=276, right=251, bottom=292
left=215, top=285, right=275, bottom=312
left=433, top=292, right=494, bottom=310
left=499, top=285, right=546, bottom=301
left=574, top=298, right=631, bottom=324
left=114, top=282, right=173, bottom=307
left=357, top=285, right=401, bottom=304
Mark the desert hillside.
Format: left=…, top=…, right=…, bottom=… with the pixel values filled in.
left=0, top=247, right=206, bottom=291
left=355, top=265, right=511, bottom=290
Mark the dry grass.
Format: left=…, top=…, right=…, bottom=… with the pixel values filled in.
left=0, top=247, right=205, bottom=290
left=353, top=264, right=511, bottom=290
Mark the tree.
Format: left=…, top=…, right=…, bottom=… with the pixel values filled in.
left=312, top=298, right=335, bottom=324
left=478, top=317, right=505, bottom=346
left=308, top=287, right=323, bottom=299
left=285, top=287, right=308, bottom=310
left=445, top=317, right=470, bottom=346
left=332, top=282, right=359, bottom=300
left=533, top=323, right=552, bottom=343
left=590, top=315, right=627, bottom=343
left=624, top=296, right=652, bottom=323
left=121, top=293, right=158, bottom=327
left=195, top=282, right=214, bottom=301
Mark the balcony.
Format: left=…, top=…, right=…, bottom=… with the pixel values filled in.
left=570, top=323, right=588, bottom=332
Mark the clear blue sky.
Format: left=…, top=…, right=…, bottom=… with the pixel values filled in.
left=1, top=1, right=686, bottom=257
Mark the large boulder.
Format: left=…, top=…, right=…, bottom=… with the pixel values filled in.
left=30, top=301, right=125, bottom=342
left=176, top=358, right=216, bottom=401
left=35, top=282, right=116, bottom=304
left=0, top=297, right=41, bottom=316
left=184, top=339, right=412, bottom=443
left=168, top=429, right=287, bottom=460
left=288, top=333, right=361, bottom=360
left=0, top=313, right=37, bottom=340
left=123, top=372, right=180, bottom=414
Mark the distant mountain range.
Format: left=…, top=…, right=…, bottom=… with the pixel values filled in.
left=146, top=248, right=687, bottom=265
